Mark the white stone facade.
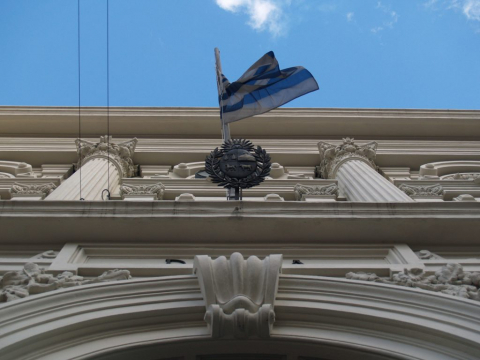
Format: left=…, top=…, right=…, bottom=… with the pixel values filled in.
left=0, top=106, right=480, bottom=359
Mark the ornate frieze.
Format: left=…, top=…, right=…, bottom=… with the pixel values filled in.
left=346, top=263, right=480, bottom=302
left=0, top=263, right=131, bottom=302
left=75, top=136, right=138, bottom=178
left=398, top=184, right=444, bottom=197
left=194, top=252, right=282, bottom=339
left=10, top=182, right=57, bottom=198
left=120, top=183, right=165, bottom=200
left=294, top=183, right=338, bottom=201
left=317, top=138, right=378, bottom=179
left=443, top=173, right=480, bottom=180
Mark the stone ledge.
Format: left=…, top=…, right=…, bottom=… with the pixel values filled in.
left=0, top=200, right=479, bottom=246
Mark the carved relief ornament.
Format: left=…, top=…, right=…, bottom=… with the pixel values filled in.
left=10, top=182, right=57, bottom=198
left=442, top=173, right=480, bottom=181
left=317, top=138, right=378, bottom=179
left=0, top=263, right=131, bottom=302
left=120, top=183, right=166, bottom=200
left=75, top=136, right=138, bottom=178
left=294, top=183, right=338, bottom=201
left=346, top=263, right=480, bottom=302
left=194, top=252, right=283, bottom=339
left=399, top=184, right=444, bottom=197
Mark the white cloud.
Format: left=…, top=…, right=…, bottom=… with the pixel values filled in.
left=346, top=12, right=354, bottom=22
left=463, top=0, right=480, bottom=21
left=424, top=0, right=480, bottom=21
left=215, top=0, right=287, bottom=36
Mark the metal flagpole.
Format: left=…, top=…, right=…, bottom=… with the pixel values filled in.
left=214, top=48, right=235, bottom=199
left=214, top=48, right=231, bottom=141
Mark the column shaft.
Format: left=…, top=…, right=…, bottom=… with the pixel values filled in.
left=46, top=159, right=120, bottom=201
left=336, top=160, right=413, bottom=202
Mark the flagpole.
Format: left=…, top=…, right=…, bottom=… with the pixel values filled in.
left=214, top=48, right=231, bottom=141
left=215, top=48, right=235, bottom=200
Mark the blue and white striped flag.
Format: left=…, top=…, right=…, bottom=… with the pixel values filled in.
left=218, top=51, right=318, bottom=124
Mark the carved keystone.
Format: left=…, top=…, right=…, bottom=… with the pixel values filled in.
left=194, top=252, right=282, bottom=339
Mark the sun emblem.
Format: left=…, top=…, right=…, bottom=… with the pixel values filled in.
left=205, top=139, right=271, bottom=189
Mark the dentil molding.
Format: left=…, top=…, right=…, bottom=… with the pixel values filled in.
left=194, top=252, right=282, bottom=339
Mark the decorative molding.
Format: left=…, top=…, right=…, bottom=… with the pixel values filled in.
left=0, top=262, right=131, bottom=302
left=0, top=161, right=35, bottom=178
left=120, top=183, right=165, bottom=200
left=10, top=182, right=57, bottom=198
left=419, top=161, right=480, bottom=178
left=32, top=250, right=58, bottom=260
left=194, top=252, right=283, bottom=339
left=1, top=275, right=480, bottom=360
left=454, top=194, right=477, bottom=202
left=75, top=136, right=138, bottom=178
left=346, top=263, right=480, bottom=302
left=415, top=250, right=444, bottom=260
left=293, top=183, right=338, bottom=201
left=442, top=173, right=480, bottom=181
left=398, top=183, right=444, bottom=197
left=0, top=172, right=14, bottom=179
left=317, top=138, right=378, bottom=179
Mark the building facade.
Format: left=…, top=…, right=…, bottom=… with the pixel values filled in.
left=0, top=106, right=480, bottom=360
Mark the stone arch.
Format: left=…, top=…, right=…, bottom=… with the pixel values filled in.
left=0, top=275, right=479, bottom=360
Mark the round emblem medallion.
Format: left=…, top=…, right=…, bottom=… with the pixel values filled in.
left=219, top=148, right=257, bottom=179
left=205, top=139, right=271, bottom=189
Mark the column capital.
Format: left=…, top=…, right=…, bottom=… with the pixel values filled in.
left=75, top=136, right=138, bottom=178
left=317, top=137, right=378, bottom=179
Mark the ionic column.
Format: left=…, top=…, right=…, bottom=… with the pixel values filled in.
left=46, top=136, right=137, bottom=201
left=318, top=138, right=413, bottom=202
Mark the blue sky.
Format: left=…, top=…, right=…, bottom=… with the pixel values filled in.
left=0, top=0, right=479, bottom=109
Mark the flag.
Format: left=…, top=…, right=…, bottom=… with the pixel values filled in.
left=218, top=51, right=319, bottom=124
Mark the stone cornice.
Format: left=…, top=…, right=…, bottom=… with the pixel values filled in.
left=0, top=200, right=479, bottom=246
left=76, top=136, right=138, bottom=177
left=1, top=137, right=480, bottom=170
left=1, top=106, right=479, bottom=140
left=318, top=138, right=378, bottom=179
